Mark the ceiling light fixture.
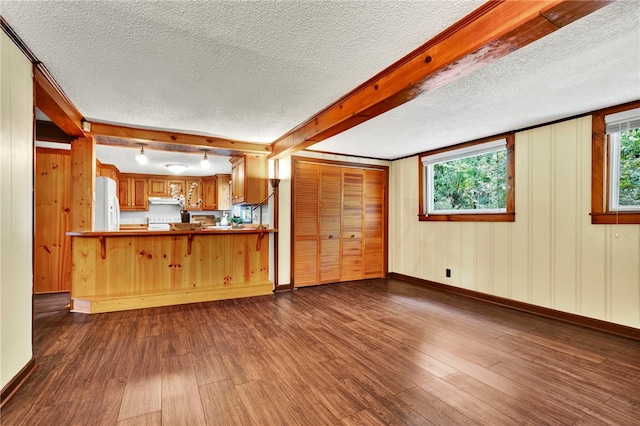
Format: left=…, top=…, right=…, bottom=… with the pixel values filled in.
left=135, top=146, right=147, bottom=164
left=165, top=163, right=189, bottom=174
left=200, top=152, right=211, bottom=169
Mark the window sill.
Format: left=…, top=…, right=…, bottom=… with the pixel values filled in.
left=419, top=213, right=515, bottom=222
left=590, top=212, right=640, bottom=225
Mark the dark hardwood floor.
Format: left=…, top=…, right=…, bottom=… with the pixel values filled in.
left=2, top=279, right=639, bottom=425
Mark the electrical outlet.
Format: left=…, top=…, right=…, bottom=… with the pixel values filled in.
left=446, top=269, right=451, bottom=278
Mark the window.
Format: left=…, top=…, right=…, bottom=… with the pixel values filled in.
left=418, top=133, right=515, bottom=222
left=607, top=109, right=640, bottom=211
left=591, top=101, right=640, bottom=224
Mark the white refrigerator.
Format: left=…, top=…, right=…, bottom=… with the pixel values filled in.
left=95, top=176, right=121, bottom=231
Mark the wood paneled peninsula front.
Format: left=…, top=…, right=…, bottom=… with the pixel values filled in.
left=67, top=228, right=276, bottom=314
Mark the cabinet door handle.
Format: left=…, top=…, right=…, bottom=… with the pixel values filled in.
left=351, top=234, right=355, bottom=238
left=328, top=235, right=333, bottom=239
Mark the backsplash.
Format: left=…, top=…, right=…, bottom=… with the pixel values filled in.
left=120, top=204, right=230, bottom=224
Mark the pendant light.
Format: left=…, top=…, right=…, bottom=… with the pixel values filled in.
left=135, top=146, right=148, bottom=164
left=201, top=152, right=211, bottom=169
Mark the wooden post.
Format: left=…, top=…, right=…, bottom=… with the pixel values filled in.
left=70, top=136, right=96, bottom=231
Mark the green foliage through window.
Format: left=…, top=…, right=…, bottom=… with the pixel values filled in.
left=617, top=128, right=640, bottom=207
left=431, top=149, right=506, bottom=211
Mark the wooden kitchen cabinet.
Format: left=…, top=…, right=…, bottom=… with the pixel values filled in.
left=148, top=177, right=202, bottom=210
left=293, top=158, right=387, bottom=287
left=184, top=179, right=202, bottom=210
left=98, top=163, right=119, bottom=182
left=202, top=177, right=217, bottom=210
left=148, top=178, right=170, bottom=196
left=201, top=174, right=231, bottom=211
left=167, top=179, right=185, bottom=197
left=118, top=176, right=148, bottom=210
left=216, top=174, right=231, bottom=210
left=230, top=155, right=267, bottom=205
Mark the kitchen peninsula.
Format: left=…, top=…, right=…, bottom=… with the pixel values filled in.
left=67, top=227, right=276, bottom=314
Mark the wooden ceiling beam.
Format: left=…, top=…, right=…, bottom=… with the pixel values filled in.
left=34, top=65, right=86, bottom=138
left=88, top=121, right=272, bottom=156
left=269, top=0, right=614, bottom=159
left=35, top=120, right=74, bottom=143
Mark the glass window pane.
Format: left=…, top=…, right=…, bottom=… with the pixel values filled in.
left=431, top=148, right=506, bottom=212
left=618, top=128, right=640, bottom=207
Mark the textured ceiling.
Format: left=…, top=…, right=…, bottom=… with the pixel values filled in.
left=311, top=0, right=640, bottom=158
left=2, top=0, right=639, bottom=163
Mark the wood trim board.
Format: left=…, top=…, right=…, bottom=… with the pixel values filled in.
left=1, top=358, right=36, bottom=408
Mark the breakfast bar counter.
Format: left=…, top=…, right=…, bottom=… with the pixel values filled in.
left=67, top=228, right=276, bottom=313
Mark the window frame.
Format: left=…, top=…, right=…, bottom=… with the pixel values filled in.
left=591, top=100, right=640, bottom=225
left=418, top=132, right=515, bottom=222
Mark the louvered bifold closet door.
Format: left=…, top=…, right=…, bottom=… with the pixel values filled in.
left=319, top=165, right=342, bottom=283
left=341, top=168, right=364, bottom=281
left=363, top=169, right=386, bottom=278
left=293, top=161, right=320, bottom=287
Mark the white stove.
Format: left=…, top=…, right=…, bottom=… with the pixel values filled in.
left=147, top=216, right=180, bottom=231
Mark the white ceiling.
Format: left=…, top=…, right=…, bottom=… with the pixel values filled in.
left=2, top=0, right=639, bottom=162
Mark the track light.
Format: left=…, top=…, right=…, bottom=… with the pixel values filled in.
left=201, top=152, right=211, bottom=169
left=135, top=146, right=147, bottom=164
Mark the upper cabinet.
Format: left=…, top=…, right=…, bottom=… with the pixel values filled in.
left=98, top=163, right=119, bottom=182
left=119, top=176, right=148, bottom=210
left=230, top=155, right=267, bottom=205
left=184, top=179, right=202, bottom=210
left=217, top=174, right=231, bottom=211
left=148, top=178, right=171, bottom=196
left=202, top=174, right=231, bottom=211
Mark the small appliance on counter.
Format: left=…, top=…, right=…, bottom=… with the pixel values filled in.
left=147, top=216, right=180, bottom=231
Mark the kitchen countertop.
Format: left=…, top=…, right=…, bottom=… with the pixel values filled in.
left=67, top=227, right=277, bottom=237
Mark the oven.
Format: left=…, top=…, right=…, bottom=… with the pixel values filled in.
left=147, top=216, right=179, bottom=231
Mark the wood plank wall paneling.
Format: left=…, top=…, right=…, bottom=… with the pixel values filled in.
left=35, top=148, right=72, bottom=293
left=390, top=116, right=640, bottom=329
left=70, top=233, right=272, bottom=313
left=0, top=30, right=34, bottom=394
left=70, top=136, right=96, bottom=231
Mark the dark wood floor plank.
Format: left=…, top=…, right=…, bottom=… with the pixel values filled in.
left=339, top=409, right=389, bottom=426
left=3, top=279, right=638, bottom=425
left=489, top=360, right=637, bottom=424
left=397, top=385, right=479, bottom=425
left=319, top=360, right=431, bottom=425
left=116, top=411, right=162, bottom=426
left=161, top=354, right=206, bottom=425
left=192, top=347, right=230, bottom=386
left=198, top=379, right=253, bottom=426
left=117, top=337, right=163, bottom=422
left=444, top=372, right=559, bottom=425
left=233, top=379, right=301, bottom=425
left=604, top=393, right=640, bottom=421
left=410, top=371, right=519, bottom=425
left=71, top=377, right=127, bottom=425
left=260, top=347, right=365, bottom=420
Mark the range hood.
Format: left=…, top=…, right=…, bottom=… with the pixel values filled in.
left=148, top=197, right=181, bottom=205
